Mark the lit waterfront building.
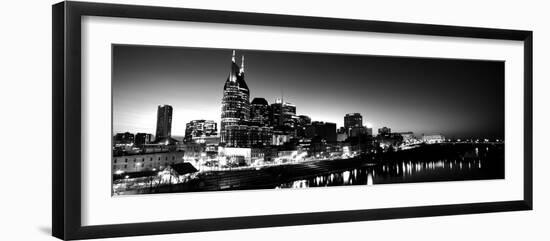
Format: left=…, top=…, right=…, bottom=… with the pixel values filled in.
left=184, top=120, right=218, bottom=143
left=395, top=131, right=416, bottom=144
left=112, top=151, right=185, bottom=174
left=422, top=134, right=445, bottom=144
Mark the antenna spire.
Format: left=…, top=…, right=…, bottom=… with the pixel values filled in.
left=231, top=50, right=236, bottom=62
left=240, top=55, right=245, bottom=73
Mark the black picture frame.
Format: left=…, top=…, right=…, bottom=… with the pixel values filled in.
left=52, top=1, right=533, bottom=240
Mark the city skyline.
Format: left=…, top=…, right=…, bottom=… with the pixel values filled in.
left=113, top=45, right=504, bottom=139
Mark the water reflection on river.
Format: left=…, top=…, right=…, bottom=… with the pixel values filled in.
left=279, top=156, right=502, bottom=189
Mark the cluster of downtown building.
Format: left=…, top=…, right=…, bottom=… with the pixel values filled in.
left=112, top=51, right=446, bottom=175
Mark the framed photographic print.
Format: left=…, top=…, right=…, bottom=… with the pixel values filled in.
left=52, top=1, right=533, bottom=240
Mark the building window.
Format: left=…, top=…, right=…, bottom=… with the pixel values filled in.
left=114, top=159, right=117, bottom=163
left=125, top=158, right=128, bottom=163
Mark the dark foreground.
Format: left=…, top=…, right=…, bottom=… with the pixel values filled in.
left=116, top=143, right=504, bottom=195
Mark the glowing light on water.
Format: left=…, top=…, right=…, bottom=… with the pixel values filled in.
left=291, top=180, right=308, bottom=188
left=367, top=172, right=374, bottom=186
left=343, top=171, right=350, bottom=184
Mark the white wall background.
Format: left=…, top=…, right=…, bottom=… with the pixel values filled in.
left=0, top=0, right=548, bottom=240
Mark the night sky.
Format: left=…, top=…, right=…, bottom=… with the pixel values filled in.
left=112, top=45, right=504, bottom=139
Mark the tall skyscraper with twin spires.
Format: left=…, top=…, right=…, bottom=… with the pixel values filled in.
left=220, top=51, right=272, bottom=147
left=221, top=51, right=250, bottom=131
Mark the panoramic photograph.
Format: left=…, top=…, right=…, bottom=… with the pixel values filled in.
left=111, top=45, right=505, bottom=195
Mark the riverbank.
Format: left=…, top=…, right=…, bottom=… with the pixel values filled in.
left=129, top=143, right=503, bottom=194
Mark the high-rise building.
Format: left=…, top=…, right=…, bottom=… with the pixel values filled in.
left=184, top=120, right=218, bottom=142
left=250, top=97, right=270, bottom=126
left=155, top=105, right=173, bottom=142
left=135, top=133, right=153, bottom=146
left=296, top=115, right=311, bottom=138
left=344, top=113, right=363, bottom=129
left=305, top=121, right=337, bottom=143
left=270, top=98, right=297, bottom=136
left=221, top=51, right=250, bottom=130
left=221, top=52, right=251, bottom=147
left=219, top=51, right=273, bottom=148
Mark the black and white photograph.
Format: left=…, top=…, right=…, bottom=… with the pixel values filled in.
left=1, top=0, right=546, bottom=239
left=111, top=45, right=505, bottom=195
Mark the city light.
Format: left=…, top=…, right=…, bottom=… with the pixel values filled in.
left=111, top=49, right=505, bottom=195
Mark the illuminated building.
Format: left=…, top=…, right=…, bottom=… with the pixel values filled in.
left=422, top=134, right=445, bottom=144
left=395, top=131, right=416, bottom=144
left=218, top=147, right=252, bottom=166
left=343, top=113, right=371, bottom=138
left=250, top=97, right=270, bottom=126
left=112, top=151, right=185, bottom=173
left=220, top=51, right=252, bottom=147
left=154, top=105, right=174, bottom=143
left=270, top=98, right=297, bottom=136
left=272, top=131, right=292, bottom=146
left=249, top=126, right=273, bottom=147
left=184, top=120, right=218, bottom=143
